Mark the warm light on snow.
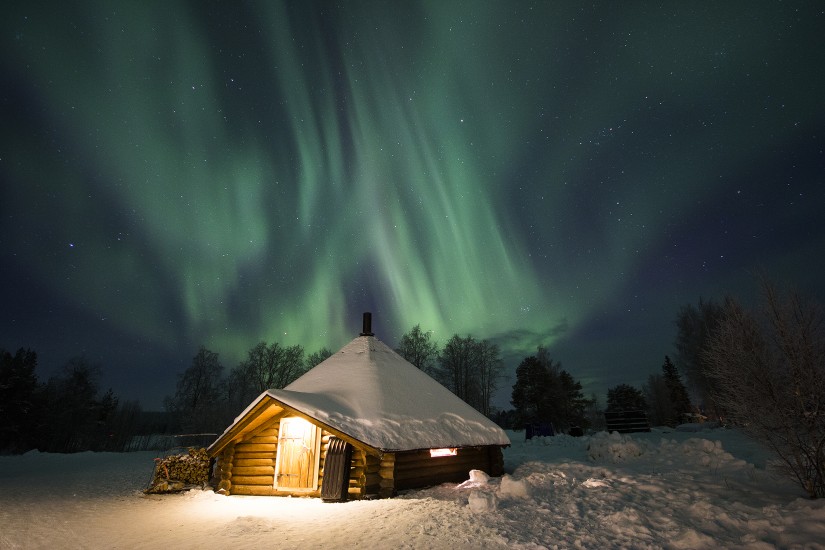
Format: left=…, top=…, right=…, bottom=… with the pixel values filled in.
left=2, top=428, right=825, bottom=548
left=429, top=448, right=458, bottom=457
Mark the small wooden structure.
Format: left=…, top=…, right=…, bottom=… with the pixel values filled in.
left=207, top=314, right=510, bottom=500
left=604, top=410, right=651, bottom=434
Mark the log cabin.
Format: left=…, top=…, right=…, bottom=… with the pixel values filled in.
left=207, top=313, right=510, bottom=500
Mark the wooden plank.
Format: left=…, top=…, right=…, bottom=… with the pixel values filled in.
left=393, top=450, right=430, bottom=464
left=234, top=443, right=276, bottom=453
left=395, top=471, right=469, bottom=491
left=394, top=455, right=482, bottom=473
left=393, top=459, right=491, bottom=483
left=233, top=451, right=274, bottom=460
left=248, top=435, right=278, bottom=444
left=394, top=448, right=485, bottom=464
left=230, top=475, right=274, bottom=486
left=230, top=485, right=277, bottom=496
left=233, top=466, right=275, bottom=476
left=235, top=456, right=273, bottom=465
left=233, top=458, right=274, bottom=467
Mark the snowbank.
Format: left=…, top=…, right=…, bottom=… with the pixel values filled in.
left=2, top=429, right=825, bottom=549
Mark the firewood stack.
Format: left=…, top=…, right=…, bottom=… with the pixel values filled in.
left=145, top=447, right=211, bottom=494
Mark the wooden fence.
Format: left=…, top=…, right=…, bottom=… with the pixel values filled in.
left=604, top=410, right=650, bottom=434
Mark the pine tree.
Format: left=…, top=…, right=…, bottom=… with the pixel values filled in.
left=557, top=370, right=588, bottom=430
left=606, top=384, right=647, bottom=412
left=511, top=356, right=548, bottom=426
left=165, top=346, right=225, bottom=433
left=661, top=355, right=691, bottom=425
left=674, top=299, right=726, bottom=414
left=0, top=348, right=40, bottom=452
left=511, top=351, right=588, bottom=432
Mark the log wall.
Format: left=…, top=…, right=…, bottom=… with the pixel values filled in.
left=214, top=413, right=506, bottom=499
left=379, top=453, right=396, bottom=498
left=216, top=414, right=378, bottom=498
left=218, top=416, right=280, bottom=496
left=391, top=446, right=504, bottom=492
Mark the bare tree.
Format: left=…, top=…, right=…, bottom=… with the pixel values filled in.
left=396, top=325, right=439, bottom=375
left=306, top=347, right=333, bottom=369
left=234, top=341, right=306, bottom=397
left=435, top=334, right=502, bottom=415
left=439, top=334, right=480, bottom=409
left=165, top=347, right=225, bottom=434
left=704, top=282, right=825, bottom=498
left=476, top=340, right=503, bottom=416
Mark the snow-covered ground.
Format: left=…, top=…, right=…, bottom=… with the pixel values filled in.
left=2, top=427, right=824, bottom=549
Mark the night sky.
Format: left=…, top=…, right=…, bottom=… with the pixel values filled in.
left=2, top=2, right=823, bottom=411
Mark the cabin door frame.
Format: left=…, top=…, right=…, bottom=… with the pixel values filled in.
left=273, top=416, right=321, bottom=492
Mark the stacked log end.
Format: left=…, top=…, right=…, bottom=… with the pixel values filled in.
left=216, top=444, right=235, bottom=494
left=145, top=447, right=211, bottom=494
left=378, top=453, right=396, bottom=498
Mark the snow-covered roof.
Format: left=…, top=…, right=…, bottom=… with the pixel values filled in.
left=217, top=335, right=510, bottom=452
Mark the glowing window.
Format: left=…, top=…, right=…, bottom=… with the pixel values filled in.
left=429, top=448, right=458, bottom=457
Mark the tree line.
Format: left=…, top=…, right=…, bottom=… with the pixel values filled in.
left=163, top=342, right=332, bottom=435
left=0, top=340, right=332, bottom=454
left=395, top=327, right=596, bottom=434
left=395, top=326, right=504, bottom=417
left=164, top=327, right=510, bottom=436
left=0, top=350, right=147, bottom=453
left=166, top=274, right=825, bottom=503
left=4, top=276, right=822, bottom=499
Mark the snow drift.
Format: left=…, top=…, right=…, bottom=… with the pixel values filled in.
left=2, top=427, right=824, bottom=549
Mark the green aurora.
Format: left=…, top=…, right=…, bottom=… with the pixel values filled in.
left=2, top=2, right=823, bottom=408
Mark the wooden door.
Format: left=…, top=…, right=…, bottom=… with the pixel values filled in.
left=274, top=417, right=319, bottom=491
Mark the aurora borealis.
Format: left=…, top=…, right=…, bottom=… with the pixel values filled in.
left=2, top=2, right=824, bottom=410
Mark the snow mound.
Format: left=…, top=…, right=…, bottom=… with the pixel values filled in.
left=524, top=433, right=582, bottom=447
left=499, top=474, right=530, bottom=499
left=582, top=477, right=611, bottom=488
left=678, top=437, right=742, bottom=468
left=587, top=431, right=646, bottom=462
left=468, top=490, right=498, bottom=513
left=457, top=469, right=490, bottom=489
left=2, top=428, right=823, bottom=548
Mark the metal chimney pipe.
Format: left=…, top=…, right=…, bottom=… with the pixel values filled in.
left=360, top=312, right=374, bottom=336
